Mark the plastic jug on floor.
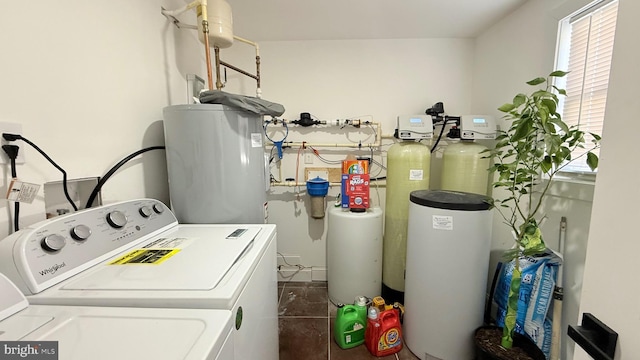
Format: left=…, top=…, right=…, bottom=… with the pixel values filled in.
left=365, top=307, right=403, bottom=356
left=334, top=296, right=368, bottom=349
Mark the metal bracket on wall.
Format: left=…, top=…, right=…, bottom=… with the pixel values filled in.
left=568, top=313, right=618, bottom=360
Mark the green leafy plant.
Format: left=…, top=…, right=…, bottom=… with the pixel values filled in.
left=486, top=71, right=601, bottom=349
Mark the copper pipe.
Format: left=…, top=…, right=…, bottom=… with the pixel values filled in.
left=256, top=55, right=261, bottom=89
left=202, top=20, right=214, bottom=90
left=214, top=47, right=223, bottom=90
left=219, top=60, right=259, bottom=80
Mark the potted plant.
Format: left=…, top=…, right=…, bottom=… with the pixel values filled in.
left=476, top=71, right=601, bottom=358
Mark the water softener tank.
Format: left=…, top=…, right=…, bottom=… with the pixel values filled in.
left=382, top=141, right=431, bottom=303
left=404, top=190, right=493, bottom=360
left=441, top=141, right=490, bottom=195
left=327, top=207, right=383, bottom=305
left=163, top=104, right=267, bottom=224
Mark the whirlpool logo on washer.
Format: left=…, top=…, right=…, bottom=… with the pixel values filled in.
left=38, top=262, right=66, bottom=277
left=1, top=341, right=58, bottom=359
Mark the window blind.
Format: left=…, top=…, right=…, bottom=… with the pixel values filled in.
left=561, top=0, right=618, bottom=173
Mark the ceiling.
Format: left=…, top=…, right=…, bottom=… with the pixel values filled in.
left=227, top=0, right=528, bottom=41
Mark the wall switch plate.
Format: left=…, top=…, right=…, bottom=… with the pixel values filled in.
left=0, top=122, right=25, bottom=164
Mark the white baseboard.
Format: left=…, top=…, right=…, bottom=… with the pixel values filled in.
left=312, top=266, right=327, bottom=281
left=277, top=266, right=327, bottom=282
left=277, top=266, right=312, bottom=282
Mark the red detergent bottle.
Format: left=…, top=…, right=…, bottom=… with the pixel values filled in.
left=365, top=307, right=403, bottom=356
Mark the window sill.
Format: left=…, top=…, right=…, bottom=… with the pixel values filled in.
left=536, top=172, right=596, bottom=202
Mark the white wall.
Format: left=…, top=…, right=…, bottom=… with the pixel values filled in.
left=0, top=0, right=205, bottom=236
left=576, top=0, right=640, bottom=358
left=220, top=39, right=476, bottom=278
left=472, top=0, right=595, bottom=359
left=3, top=1, right=631, bottom=357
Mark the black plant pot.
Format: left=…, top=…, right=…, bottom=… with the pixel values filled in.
left=474, top=326, right=546, bottom=360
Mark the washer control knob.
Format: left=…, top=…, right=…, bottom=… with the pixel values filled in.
left=153, top=203, right=164, bottom=214
left=70, top=224, right=92, bottom=241
left=106, top=211, right=127, bottom=228
left=139, top=206, right=152, bottom=218
left=41, top=234, right=66, bottom=252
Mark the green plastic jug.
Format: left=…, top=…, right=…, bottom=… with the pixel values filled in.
left=334, top=297, right=368, bottom=349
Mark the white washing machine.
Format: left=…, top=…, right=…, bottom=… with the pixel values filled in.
left=0, top=199, right=279, bottom=360
left=0, top=273, right=234, bottom=360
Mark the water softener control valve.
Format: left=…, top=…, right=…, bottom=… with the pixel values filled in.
left=397, top=115, right=433, bottom=140
left=460, top=115, right=497, bottom=140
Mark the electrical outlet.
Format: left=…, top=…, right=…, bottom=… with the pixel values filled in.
left=0, top=122, right=25, bottom=164
left=304, top=153, right=314, bottom=164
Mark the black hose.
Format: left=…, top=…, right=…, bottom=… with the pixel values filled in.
left=85, top=146, right=166, bottom=209
left=430, top=121, right=448, bottom=153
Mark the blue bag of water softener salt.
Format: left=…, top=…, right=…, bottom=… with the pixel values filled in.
left=494, top=251, right=561, bottom=359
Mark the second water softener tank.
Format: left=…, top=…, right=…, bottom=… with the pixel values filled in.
left=403, top=190, right=493, bottom=360
left=163, top=104, right=267, bottom=224
left=441, top=141, right=490, bottom=195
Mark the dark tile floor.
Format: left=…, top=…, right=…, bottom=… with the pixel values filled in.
left=278, top=281, right=419, bottom=360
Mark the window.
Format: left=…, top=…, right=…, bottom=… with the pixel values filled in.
left=555, top=0, right=618, bottom=173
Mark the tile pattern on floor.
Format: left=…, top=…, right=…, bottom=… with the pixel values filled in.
left=278, top=281, right=419, bottom=360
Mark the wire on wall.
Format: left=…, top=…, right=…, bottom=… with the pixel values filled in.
left=2, top=145, right=20, bottom=232
left=2, top=134, right=78, bottom=212
left=277, top=252, right=311, bottom=282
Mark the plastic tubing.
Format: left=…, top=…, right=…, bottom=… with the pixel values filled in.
left=161, top=0, right=201, bottom=17
left=231, top=35, right=262, bottom=98
left=234, top=35, right=260, bottom=57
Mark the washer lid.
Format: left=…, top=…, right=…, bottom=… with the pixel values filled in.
left=410, top=190, right=493, bottom=211
left=4, top=305, right=232, bottom=360
left=61, top=226, right=260, bottom=291
left=0, top=273, right=28, bottom=322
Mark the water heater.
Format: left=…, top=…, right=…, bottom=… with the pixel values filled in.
left=163, top=104, right=267, bottom=224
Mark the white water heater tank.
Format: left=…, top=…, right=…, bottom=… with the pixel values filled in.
left=163, top=104, right=267, bottom=224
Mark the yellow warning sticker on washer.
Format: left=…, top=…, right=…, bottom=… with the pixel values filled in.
left=109, top=249, right=180, bottom=265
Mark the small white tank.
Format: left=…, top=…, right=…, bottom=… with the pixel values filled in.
left=327, top=207, right=383, bottom=305
left=441, top=141, right=490, bottom=195
left=197, top=0, right=234, bottom=48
